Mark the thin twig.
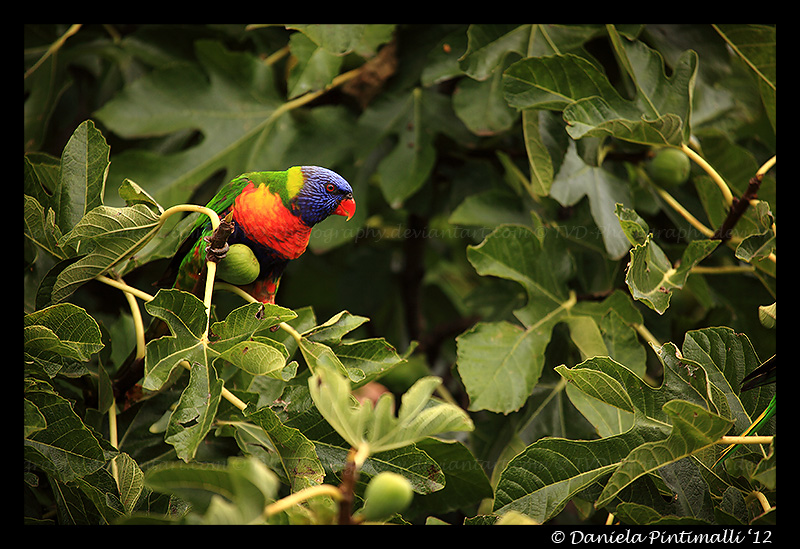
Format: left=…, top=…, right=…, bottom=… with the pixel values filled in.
left=24, top=24, right=82, bottom=79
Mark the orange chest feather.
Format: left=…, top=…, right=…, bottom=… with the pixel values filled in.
left=232, top=182, right=311, bottom=259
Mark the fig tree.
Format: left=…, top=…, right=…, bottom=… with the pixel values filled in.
left=358, top=472, right=414, bottom=521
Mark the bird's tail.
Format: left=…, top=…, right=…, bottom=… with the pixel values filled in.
left=713, top=394, right=776, bottom=467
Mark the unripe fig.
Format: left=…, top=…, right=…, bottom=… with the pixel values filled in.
left=216, top=243, right=260, bottom=285
left=358, top=472, right=413, bottom=521
left=646, top=147, right=691, bottom=187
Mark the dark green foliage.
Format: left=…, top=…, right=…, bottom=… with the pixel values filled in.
left=25, top=24, right=775, bottom=526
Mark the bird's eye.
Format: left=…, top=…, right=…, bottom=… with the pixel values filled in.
left=326, top=183, right=336, bottom=193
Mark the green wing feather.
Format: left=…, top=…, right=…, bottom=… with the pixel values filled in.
left=190, top=173, right=254, bottom=233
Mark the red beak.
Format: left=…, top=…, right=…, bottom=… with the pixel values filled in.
left=334, top=196, right=356, bottom=221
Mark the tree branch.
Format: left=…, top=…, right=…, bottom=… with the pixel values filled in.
left=712, top=174, right=764, bottom=242
left=336, top=448, right=361, bottom=525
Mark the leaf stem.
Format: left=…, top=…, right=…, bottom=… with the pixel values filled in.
left=690, top=265, right=755, bottom=275
left=214, top=281, right=254, bottom=301
left=654, top=187, right=715, bottom=238
left=630, top=322, right=658, bottom=349
left=757, top=155, right=776, bottom=177
left=96, top=203, right=222, bottom=302
left=95, top=274, right=154, bottom=303
left=261, top=44, right=290, bottom=66
left=267, top=66, right=364, bottom=124
left=681, top=143, right=734, bottom=206
left=203, top=262, right=218, bottom=325
left=280, top=322, right=304, bottom=345
left=518, top=378, right=568, bottom=436
left=158, top=205, right=223, bottom=326
left=109, top=400, right=120, bottom=487
left=160, top=204, right=222, bottom=228
left=179, top=360, right=248, bottom=411
left=719, top=435, right=773, bottom=445
left=755, top=155, right=777, bottom=263
left=434, top=382, right=459, bottom=408
left=352, top=443, right=371, bottom=469
left=221, top=385, right=248, bottom=411
left=24, top=24, right=82, bottom=79
left=632, top=323, right=665, bottom=385
left=261, top=484, right=344, bottom=521
left=118, top=277, right=147, bottom=359
left=752, top=491, right=773, bottom=514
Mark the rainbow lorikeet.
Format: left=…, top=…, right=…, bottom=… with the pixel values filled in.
left=168, top=165, right=355, bottom=304
left=714, top=355, right=776, bottom=466
left=112, top=166, right=355, bottom=401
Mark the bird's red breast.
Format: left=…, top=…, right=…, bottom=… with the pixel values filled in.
left=232, top=181, right=312, bottom=260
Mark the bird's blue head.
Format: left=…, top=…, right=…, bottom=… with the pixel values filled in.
left=293, top=166, right=356, bottom=226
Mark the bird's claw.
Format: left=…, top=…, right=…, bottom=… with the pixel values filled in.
left=204, top=218, right=235, bottom=263
left=204, top=239, right=230, bottom=262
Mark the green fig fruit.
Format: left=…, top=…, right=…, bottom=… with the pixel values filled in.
left=358, top=472, right=414, bottom=521
left=646, top=147, right=691, bottom=187
left=216, top=243, right=260, bottom=285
